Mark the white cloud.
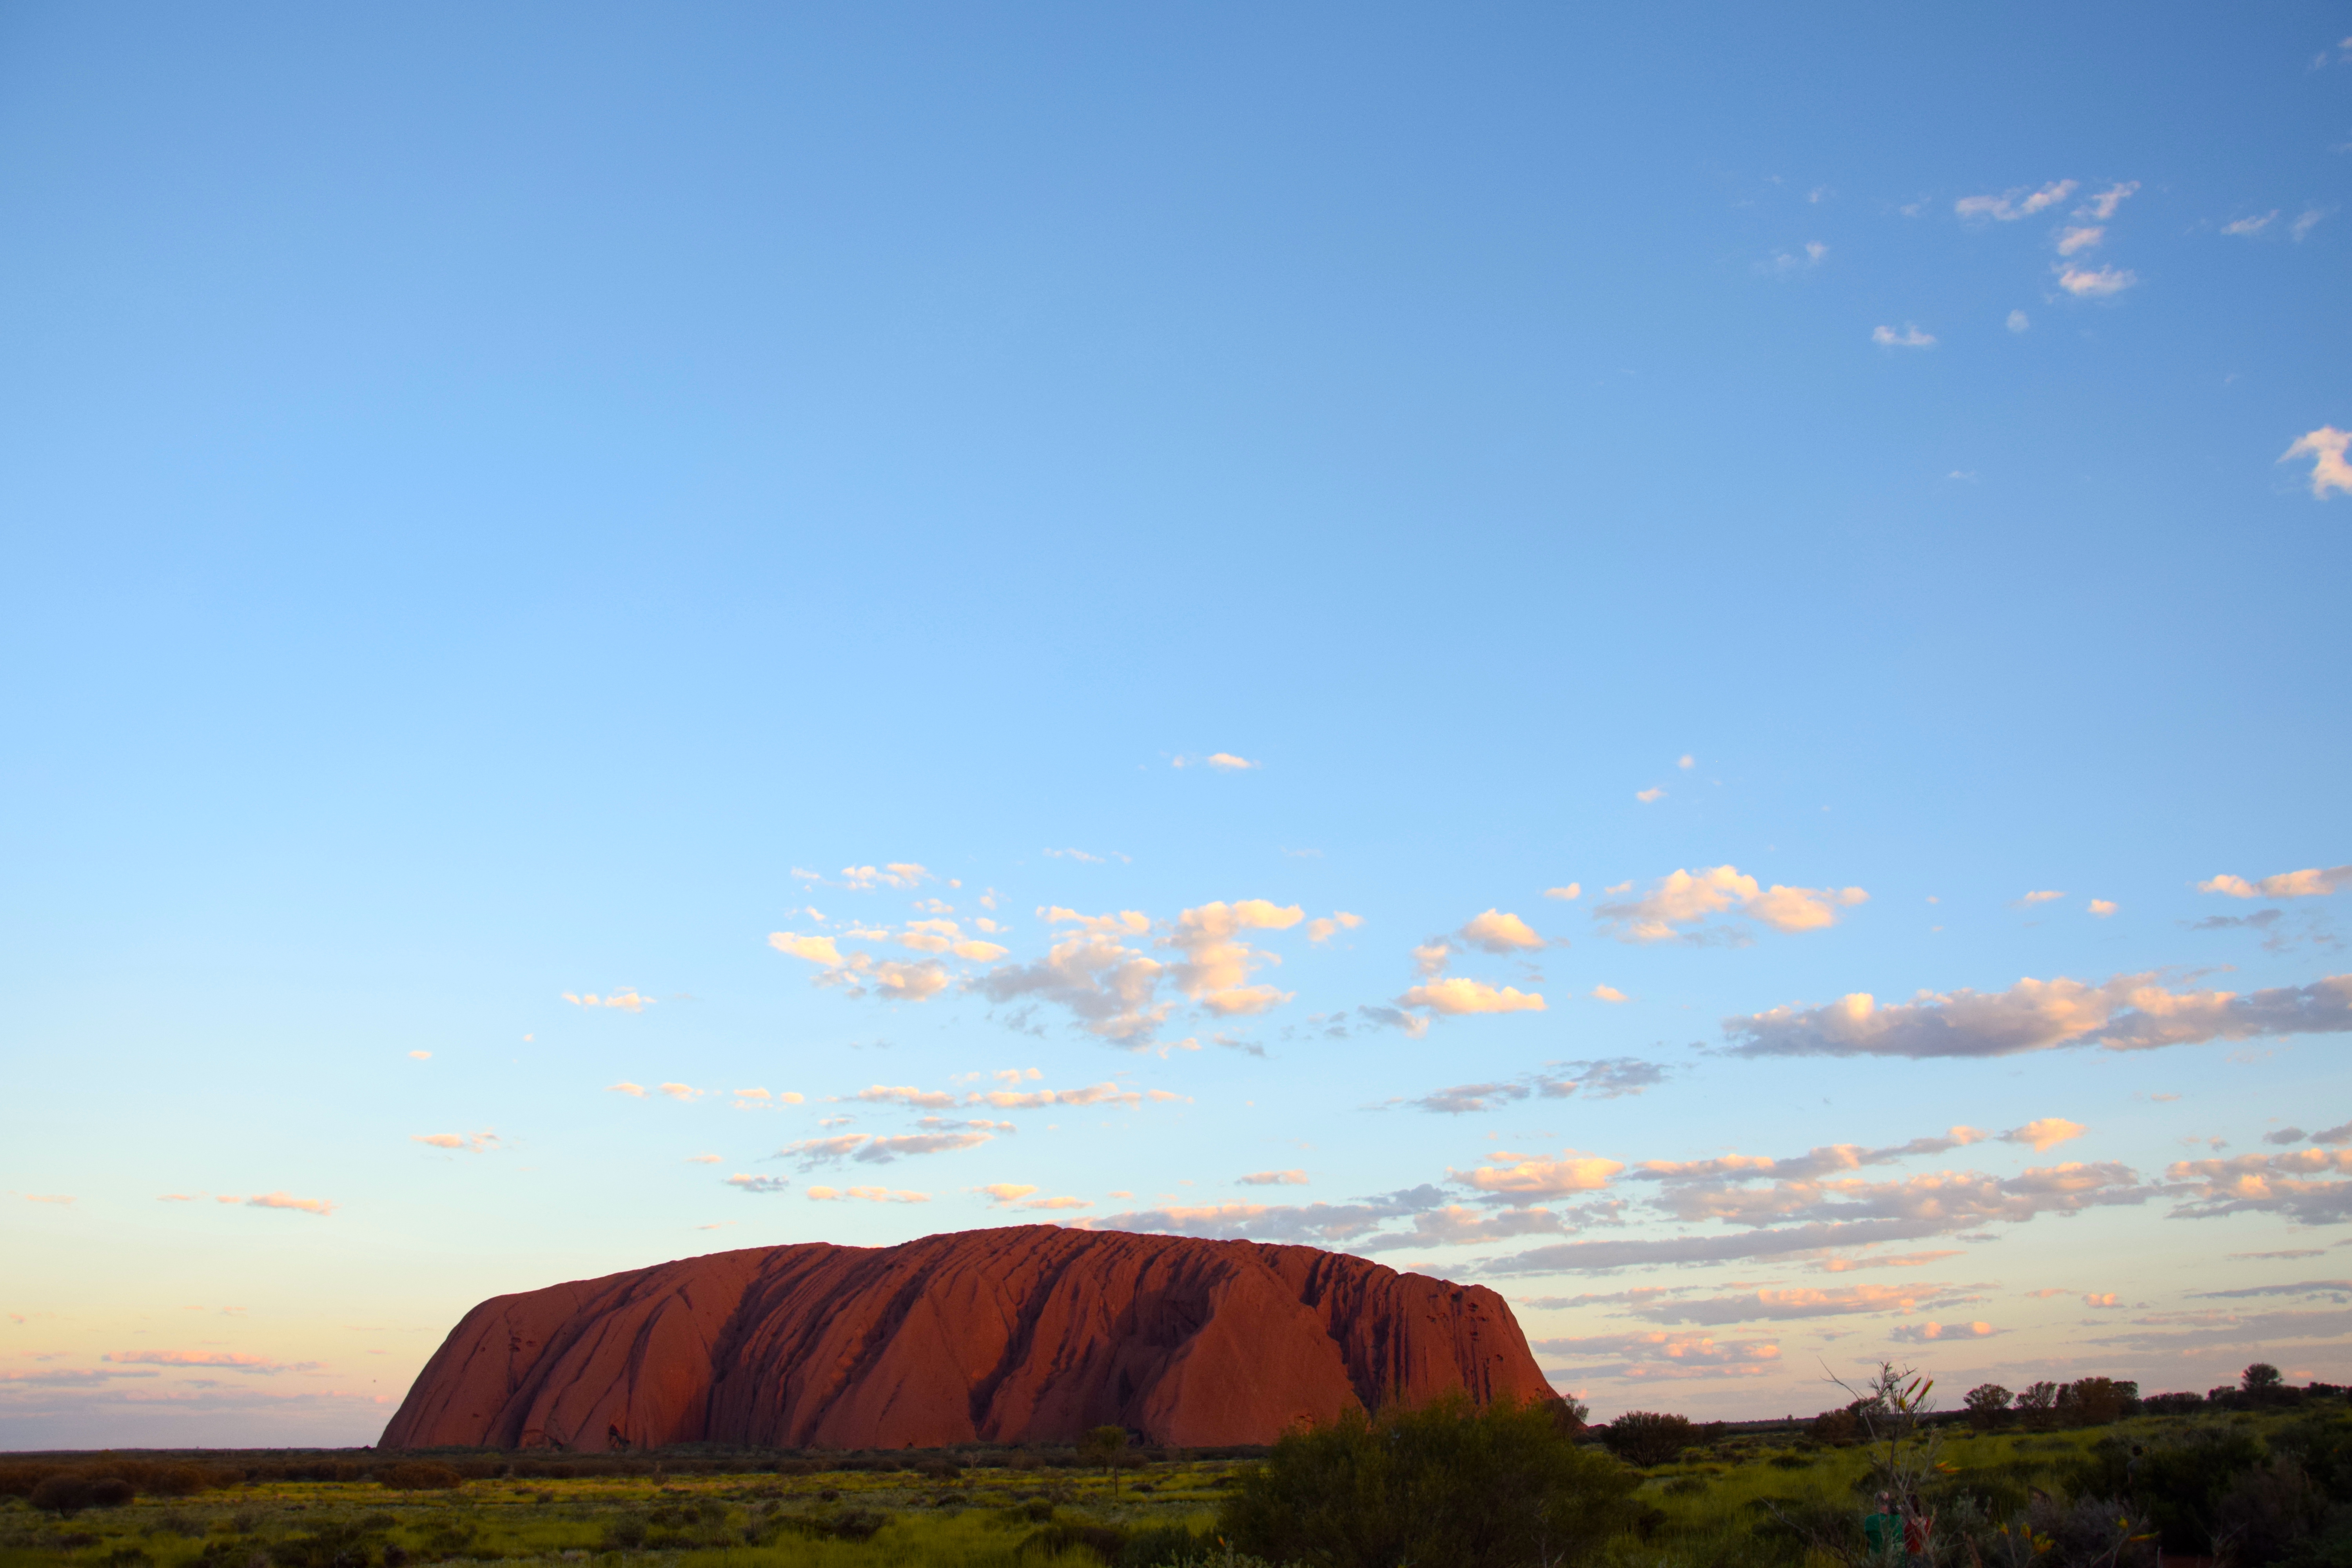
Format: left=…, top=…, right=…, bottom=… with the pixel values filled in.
left=1678, top=754, right=1695, bottom=769
left=1593, top=865, right=1866, bottom=942
left=1592, top=985, right=1628, bottom=1003
left=1955, top=180, right=2077, bottom=221
left=2292, top=209, right=2326, bottom=241
left=2223, top=211, right=2278, bottom=236
left=563, top=989, right=652, bottom=1012
left=2078, top=181, right=2138, bottom=221
left=686, top=1154, right=722, bottom=1164
left=1545, top=884, right=1582, bottom=901
left=407, top=1050, right=431, bottom=1060
left=2088, top=899, right=2118, bottom=917
left=1863, top=319, right=1938, bottom=345
left=2200, top=864, right=2352, bottom=899
left=2280, top=430, right=2352, bottom=499
left=1163, top=899, right=1303, bottom=1017
left=2056, top=264, right=2136, bottom=298
left=2020, top=889, right=2066, bottom=904
left=1239, top=1170, right=1310, bottom=1187
left=1726, top=971, right=2352, bottom=1058
left=769, top=932, right=845, bottom=965
left=1454, top=1150, right=1624, bottom=1198
left=725, top=1174, right=791, bottom=1194
left=973, top=928, right=1171, bottom=1043
left=974, top=1183, right=1037, bottom=1203
left=1205, top=753, right=1259, bottom=771
left=2007, top=309, right=2030, bottom=332
left=806, top=1185, right=928, bottom=1203
left=2003, top=1117, right=2086, bottom=1152
left=606, top=1081, right=646, bottom=1098
left=1459, top=909, right=1546, bottom=953
left=1305, top=912, right=1364, bottom=944
left=840, top=863, right=932, bottom=891
left=1397, top=977, right=1546, bottom=1017
left=1636, top=786, right=1667, bottom=802
left=2056, top=225, right=2104, bottom=255
left=410, top=1131, right=501, bottom=1153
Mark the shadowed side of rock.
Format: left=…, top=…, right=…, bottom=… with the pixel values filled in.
left=380, top=1226, right=1553, bottom=1451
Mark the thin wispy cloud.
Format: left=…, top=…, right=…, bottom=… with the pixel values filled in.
left=1725, top=971, right=2352, bottom=1058
left=2056, top=264, right=2136, bottom=298
left=2279, top=431, right=2352, bottom=499
left=1955, top=180, right=2077, bottom=221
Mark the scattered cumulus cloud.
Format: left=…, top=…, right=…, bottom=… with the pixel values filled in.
left=806, top=1185, right=928, bottom=1203
left=775, top=1131, right=995, bottom=1167
left=1545, top=884, right=1583, bottom=901
left=1454, top=1150, right=1625, bottom=1198
left=606, top=1081, right=646, bottom=1098
left=1239, top=1170, right=1311, bottom=1187
left=2200, top=865, right=2351, bottom=898
left=1458, top=909, right=1547, bottom=953
left=726, top=1174, right=791, bottom=1194
left=2089, top=900, right=2118, bottom=917
left=1205, top=753, right=1259, bottom=771
left=2224, top=211, right=2279, bottom=236
left=1592, top=985, right=1628, bottom=1003
left=1396, top=977, right=1546, bottom=1020
left=2007, top=310, right=2030, bottom=332
left=564, top=989, right=652, bottom=1012
left=1306, top=912, right=1364, bottom=944
left=2056, top=226, right=2104, bottom=255
left=2292, top=209, right=2327, bottom=241
left=2056, top=264, right=2136, bottom=298
left=2004, top=1118, right=2087, bottom=1153
left=1594, top=865, right=1866, bottom=942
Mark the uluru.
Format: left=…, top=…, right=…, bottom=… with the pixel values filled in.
left=380, top=1225, right=1554, bottom=1450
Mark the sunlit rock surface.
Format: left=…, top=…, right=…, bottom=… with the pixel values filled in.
left=379, top=1225, right=1551, bottom=1450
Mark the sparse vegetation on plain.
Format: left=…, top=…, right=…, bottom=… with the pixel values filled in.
left=2, top=1367, right=2346, bottom=1568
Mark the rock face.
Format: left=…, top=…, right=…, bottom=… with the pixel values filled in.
left=379, top=1225, right=1553, bottom=1450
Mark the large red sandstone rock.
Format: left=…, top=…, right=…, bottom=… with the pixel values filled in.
left=380, top=1225, right=1553, bottom=1450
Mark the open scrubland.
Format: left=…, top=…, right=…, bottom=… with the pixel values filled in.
left=4, top=1379, right=2348, bottom=1568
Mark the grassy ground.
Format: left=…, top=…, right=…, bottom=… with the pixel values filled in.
left=0, top=1412, right=2309, bottom=1568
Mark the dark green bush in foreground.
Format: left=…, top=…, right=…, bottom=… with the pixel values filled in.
left=1218, top=1394, right=1641, bottom=1568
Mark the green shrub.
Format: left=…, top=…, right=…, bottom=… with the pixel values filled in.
left=1118, top=1523, right=1207, bottom=1566
left=1025, top=1521, right=1126, bottom=1560
left=2072, top=1426, right=2265, bottom=1554
left=29, top=1475, right=132, bottom=1515
left=1218, top=1393, right=1641, bottom=1568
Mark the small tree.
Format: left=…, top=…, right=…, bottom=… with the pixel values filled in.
left=2243, top=1363, right=2283, bottom=1394
left=1599, top=1411, right=1697, bottom=1468
left=2015, top=1380, right=2060, bottom=1430
left=1963, top=1383, right=2012, bottom=1431
left=1077, top=1425, right=1127, bottom=1496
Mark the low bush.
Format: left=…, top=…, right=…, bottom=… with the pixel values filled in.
left=1219, top=1393, right=1641, bottom=1568
left=373, top=1462, right=462, bottom=1492
left=29, top=1475, right=134, bottom=1515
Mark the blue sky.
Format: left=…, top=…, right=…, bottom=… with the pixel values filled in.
left=4, top=2, right=2349, bottom=1446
